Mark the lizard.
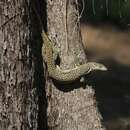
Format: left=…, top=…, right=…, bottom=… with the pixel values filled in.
left=31, top=3, right=107, bottom=83
left=42, top=30, right=107, bottom=82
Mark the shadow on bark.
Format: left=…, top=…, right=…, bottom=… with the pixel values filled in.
left=31, top=0, right=48, bottom=129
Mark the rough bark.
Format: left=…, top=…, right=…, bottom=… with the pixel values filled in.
left=45, top=0, right=106, bottom=130
left=0, top=0, right=46, bottom=129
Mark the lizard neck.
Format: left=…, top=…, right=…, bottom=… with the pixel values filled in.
left=42, top=31, right=56, bottom=74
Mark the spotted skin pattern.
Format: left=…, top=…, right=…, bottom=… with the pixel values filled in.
left=42, top=31, right=107, bottom=82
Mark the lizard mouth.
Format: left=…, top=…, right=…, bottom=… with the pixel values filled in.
left=100, top=65, right=108, bottom=71
left=90, top=63, right=108, bottom=71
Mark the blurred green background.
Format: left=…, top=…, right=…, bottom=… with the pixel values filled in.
left=80, top=0, right=130, bottom=27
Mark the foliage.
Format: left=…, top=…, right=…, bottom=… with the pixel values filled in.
left=80, top=0, right=130, bottom=26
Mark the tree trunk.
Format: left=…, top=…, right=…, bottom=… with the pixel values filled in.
left=0, top=0, right=46, bottom=129
left=45, top=0, right=106, bottom=130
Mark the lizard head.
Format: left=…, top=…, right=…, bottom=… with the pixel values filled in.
left=88, top=62, right=107, bottom=72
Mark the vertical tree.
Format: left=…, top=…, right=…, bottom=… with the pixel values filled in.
left=0, top=0, right=45, bottom=129
left=44, top=0, right=106, bottom=130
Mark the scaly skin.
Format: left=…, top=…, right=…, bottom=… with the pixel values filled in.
left=42, top=31, right=107, bottom=82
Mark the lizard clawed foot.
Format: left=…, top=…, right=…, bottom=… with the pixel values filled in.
left=80, top=77, right=85, bottom=83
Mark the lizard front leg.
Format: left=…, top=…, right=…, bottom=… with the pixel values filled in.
left=52, top=45, right=60, bottom=62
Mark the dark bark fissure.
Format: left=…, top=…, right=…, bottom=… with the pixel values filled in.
left=30, top=0, right=48, bottom=129
left=32, top=1, right=49, bottom=129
